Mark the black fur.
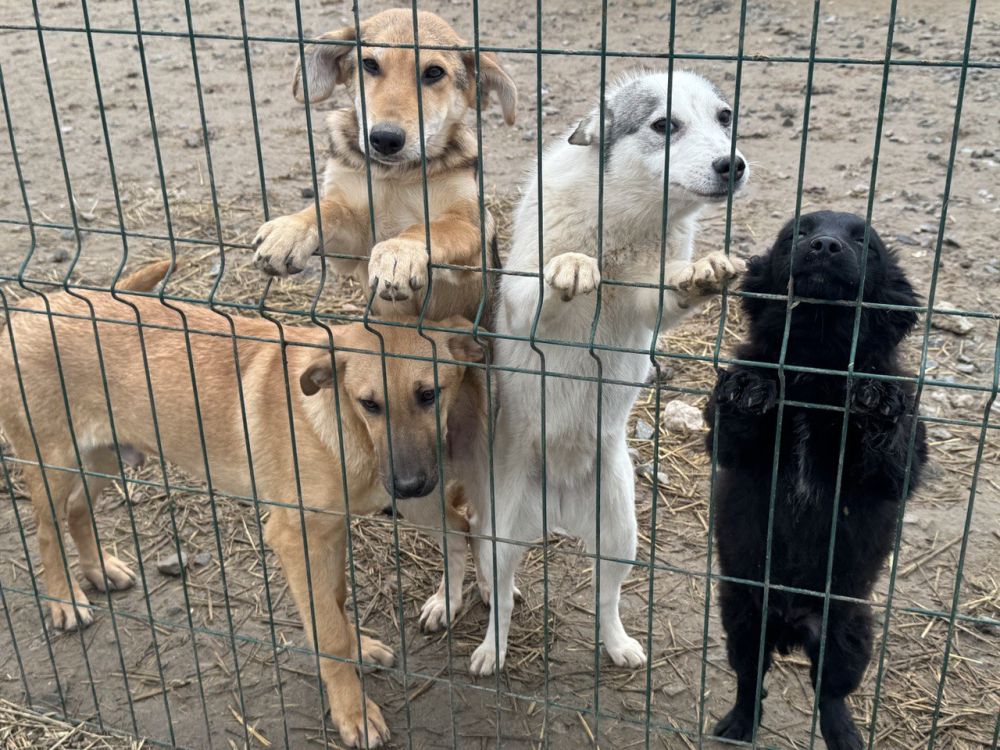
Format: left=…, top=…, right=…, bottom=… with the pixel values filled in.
left=705, top=212, right=928, bottom=750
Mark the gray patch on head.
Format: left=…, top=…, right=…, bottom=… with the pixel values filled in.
left=607, top=79, right=662, bottom=143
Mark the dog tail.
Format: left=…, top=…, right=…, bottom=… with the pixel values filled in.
left=115, top=259, right=178, bottom=292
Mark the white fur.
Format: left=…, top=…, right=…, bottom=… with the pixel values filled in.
left=467, top=70, right=749, bottom=675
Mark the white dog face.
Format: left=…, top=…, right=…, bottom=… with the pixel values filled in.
left=569, top=70, right=748, bottom=208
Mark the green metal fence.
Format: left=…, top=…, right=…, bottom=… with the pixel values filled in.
left=0, top=0, right=998, bottom=748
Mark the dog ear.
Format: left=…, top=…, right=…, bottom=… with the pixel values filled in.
left=293, top=27, right=357, bottom=104
left=871, top=249, right=920, bottom=344
left=463, top=51, right=517, bottom=126
left=299, top=327, right=356, bottom=396
left=568, top=104, right=614, bottom=147
left=433, top=316, right=489, bottom=363
left=300, top=352, right=344, bottom=396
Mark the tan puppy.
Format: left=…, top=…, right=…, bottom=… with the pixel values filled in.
left=252, top=9, right=517, bottom=322
left=0, top=263, right=488, bottom=748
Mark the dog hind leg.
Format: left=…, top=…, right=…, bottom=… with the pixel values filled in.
left=583, top=449, right=646, bottom=668
left=804, top=602, right=872, bottom=750
left=68, top=448, right=136, bottom=594
left=714, top=580, right=775, bottom=742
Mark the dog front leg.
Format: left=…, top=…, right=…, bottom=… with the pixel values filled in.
left=266, top=511, right=392, bottom=748
left=253, top=198, right=369, bottom=276
left=397, top=486, right=470, bottom=633
left=639, top=253, right=744, bottom=330
left=368, top=203, right=486, bottom=304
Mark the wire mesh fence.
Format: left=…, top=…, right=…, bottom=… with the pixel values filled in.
left=0, top=0, right=998, bottom=749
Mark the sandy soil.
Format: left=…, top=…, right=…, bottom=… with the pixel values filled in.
left=1, top=0, right=998, bottom=748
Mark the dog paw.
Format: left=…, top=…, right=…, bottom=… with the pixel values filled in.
left=469, top=641, right=505, bottom=676
left=851, top=379, right=907, bottom=421
left=359, top=635, right=395, bottom=668
left=820, top=700, right=864, bottom=750
left=674, top=252, right=745, bottom=298
left=716, top=369, right=778, bottom=414
left=82, top=554, right=136, bottom=593
left=543, top=252, right=600, bottom=301
left=369, top=238, right=429, bottom=302
left=333, top=697, right=390, bottom=748
left=712, top=707, right=756, bottom=742
left=49, top=595, right=93, bottom=632
left=252, top=215, right=319, bottom=276
left=419, top=589, right=460, bottom=633
left=605, top=634, right=647, bottom=669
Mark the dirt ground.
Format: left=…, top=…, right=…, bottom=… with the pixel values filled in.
left=1, top=0, right=998, bottom=748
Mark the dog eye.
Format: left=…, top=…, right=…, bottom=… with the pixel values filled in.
left=422, top=65, right=445, bottom=83
left=362, top=58, right=380, bottom=75
left=359, top=398, right=381, bottom=414
left=651, top=118, right=680, bottom=135
left=417, top=388, right=437, bottom=406
left=718, top=109, right=732, bottom=126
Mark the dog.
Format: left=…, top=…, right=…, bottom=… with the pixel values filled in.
left=0, top=262, right=489, bottom=748
left=705, top=211, right=928, bottom=749
left=251, top=9, right=517, bottom=323
left=467, top=70, right=749, bottom=675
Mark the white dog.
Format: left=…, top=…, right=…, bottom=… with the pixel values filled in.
left=467, top=70, right=750, bottom=675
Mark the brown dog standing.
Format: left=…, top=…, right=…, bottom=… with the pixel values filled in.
left=0, top=263, right=488, bottom=747
left=252, top=9, right=517, bottom=322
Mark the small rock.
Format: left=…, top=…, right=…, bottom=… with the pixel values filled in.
left=634, top=419, right=654, bottom=440
left=927, top=427, right=954, bottom=440
left=660, top=400, right=703, bottom=434
left=955, top=363, right=976, bottom=374
left=930, top=302, right=973, bottom=336
left=183, top=134, right=201, bottom=148
left=49, top=248, right=70, bottom=263
left=192, top=551, right=211, bottom=567
left=895, top=234, right=919, bottom=246
left=157, top=552, right=188, bottom=577
left=300, top=186, right=315, bottom=199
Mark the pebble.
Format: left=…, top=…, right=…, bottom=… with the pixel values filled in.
left=193, top=551, right=211, bottom=567
left=636, top=463, right=669, bottom=486
left=300, top=186, right=315, bottom=199
left=157, top=552, right=188, bottom=577
left=661, top=400, right=703, bottom=434
left=930, top=301, right=973, bottom=336
left=634, top=419, right=654, bottom=440
left=895, top=234, right=919, bottom=246
left=927, top=427, right=954, bottom=440
left=49, top=248, right=70, bottom=263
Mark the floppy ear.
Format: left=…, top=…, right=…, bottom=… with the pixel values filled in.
left=568, top=104, right=614, bottom=146
left=435, top=316, right=489, bottom=363
left=871, top=250, right=920, bottom=345
left=463, top=51, right=517, bottom=126
left=300, top=353, right=339, bottom=396
left=293, top=27, right=357, bottom=104
left=300, top=331, right=360, bottom=398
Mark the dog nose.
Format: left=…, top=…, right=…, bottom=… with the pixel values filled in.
left=712, top=156, right=747, bottom=181
left=370, top=124, right=406, bottom=156
left=809, top=236, right=843, bottom=256
left=392, top=471, right=432, bottom=498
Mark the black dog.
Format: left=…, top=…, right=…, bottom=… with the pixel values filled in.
left=705, top=212, right=927, bottom=749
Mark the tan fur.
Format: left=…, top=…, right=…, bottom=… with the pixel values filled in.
left=0, top=268, right=488, bottom=748
left=253, top=9, right=515, bottom=323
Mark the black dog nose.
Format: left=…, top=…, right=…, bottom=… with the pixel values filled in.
left=392, top=472, right=431, bottom=498
left=713, top=156, right=747, bottom=180
left=809, top=236, right=843, bottom=255
left=370, top=124, right=406, bottom=156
